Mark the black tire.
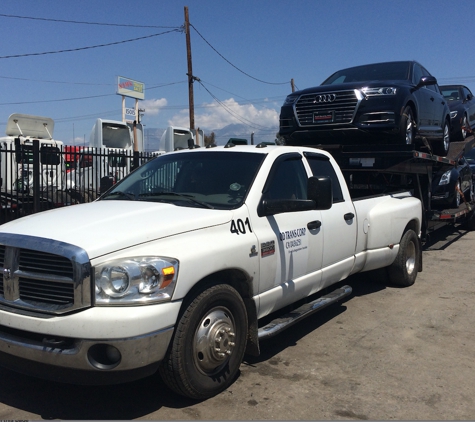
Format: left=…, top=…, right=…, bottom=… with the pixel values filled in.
left=399, top=106, right=415, bottom=146
left=159, top=284, right=248, bottom=399
left=465, top=210, right=475, bottom=231
left=387, top=229, right=420, bottom=287
left=432, top=119, right=450, bottom=156
left=468, top=179, right=475, bottom=203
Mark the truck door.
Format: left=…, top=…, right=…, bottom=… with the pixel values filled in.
left=251, top=152, right=324, bottom=317
left=304, top=152, right=357, bottom=287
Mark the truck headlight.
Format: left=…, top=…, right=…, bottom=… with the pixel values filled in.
left=94, top=257, right=179, bottom=305
left=439, top=170, right=451, bottom=185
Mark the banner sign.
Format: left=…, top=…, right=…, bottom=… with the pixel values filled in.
left=117, top=76, right=145, bottom=100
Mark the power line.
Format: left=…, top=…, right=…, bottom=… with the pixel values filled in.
left=199, top=79, right=286, bottom=105
left=0, top=93, right=114, bottom=105
left=196, top=80, right=276, bottom=130
left=0, top=28, right=181, bottom=59
left=0, top=75, right=113, bottom=86
left=0, top=13, right=180, bottom=29
left=0, top=75, right=187, bottom=90
left=55, top=109, right=122, bottom=123
left=189, top=23, right=289, bottom=86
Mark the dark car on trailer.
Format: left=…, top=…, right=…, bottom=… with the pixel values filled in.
left=279, top=60, right=452, bottom=156
left=439, top=85, right=475, bottom=141
left=464, top=147, right=475, bottom=184
left=431, top=155, right=473, bottom=208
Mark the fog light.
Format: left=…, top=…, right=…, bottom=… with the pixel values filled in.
left=88, top=344, right=122, bottom=370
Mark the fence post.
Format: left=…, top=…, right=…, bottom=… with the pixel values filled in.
left=133, top=150, right=140, bottom=170
left=33, top=139, right=40, bottom=213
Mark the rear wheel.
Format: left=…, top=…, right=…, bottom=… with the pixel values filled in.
left=387, top=229, right=420, bottom=287
left=159, top=284, right=248, bottom=399
left=432, top=120, right=450, bottom=156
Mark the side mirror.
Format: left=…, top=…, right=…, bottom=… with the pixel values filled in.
left=308, top=176, right=332, bottom=210
left=416, top=75, right=437, bottom=88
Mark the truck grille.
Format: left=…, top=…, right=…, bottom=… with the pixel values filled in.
left=0, top=235, right=91, bottom=315
left=294, top=89, right=359, bottom=127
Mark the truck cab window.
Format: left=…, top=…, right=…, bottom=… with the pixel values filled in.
left=263, top=157, right=307, bottom=200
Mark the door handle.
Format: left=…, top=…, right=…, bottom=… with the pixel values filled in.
left=344, top=213, right=355, bottom=221
left=307, top=220, right=322, bottom=230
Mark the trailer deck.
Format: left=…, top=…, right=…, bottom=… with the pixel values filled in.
left=309, top=137, right=475, bottom=239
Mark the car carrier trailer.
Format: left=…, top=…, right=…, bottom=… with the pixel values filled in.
left=308, top=136, right=475, bottom=240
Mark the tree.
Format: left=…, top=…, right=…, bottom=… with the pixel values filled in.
left=204, top=132, right=216, bottom=146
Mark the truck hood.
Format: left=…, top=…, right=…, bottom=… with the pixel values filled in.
left=0, top=201, right=232, bottom=259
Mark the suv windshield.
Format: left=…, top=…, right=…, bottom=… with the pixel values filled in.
left=322, top=61, right=411, bottom=85
left=101, top=151, right=266, bottom=210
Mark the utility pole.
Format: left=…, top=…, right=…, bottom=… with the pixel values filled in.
left=291, top=78, right=295, bottom=93
left=184, top=6, right=195, bottom=130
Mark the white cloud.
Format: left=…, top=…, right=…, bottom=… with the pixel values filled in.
left=168, top=98, right=279, bottom=131
left=141, top=98, right=168, bottom=116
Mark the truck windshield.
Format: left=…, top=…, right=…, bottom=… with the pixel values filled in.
left=100, top=151, right=266, bottom=210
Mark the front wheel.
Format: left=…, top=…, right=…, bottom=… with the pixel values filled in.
left=159, top=284, right=248, bottom=399
left=432, top=120, right=450, bottom=156
left=387, top=229, right=420, bottom=287
left=399, top=106, right=415, bottom=146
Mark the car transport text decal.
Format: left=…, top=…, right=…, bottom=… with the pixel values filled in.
left=279, top=227, right=308, bottom=253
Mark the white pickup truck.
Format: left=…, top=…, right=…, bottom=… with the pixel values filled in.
left=0, top=144, right=422, bottom=399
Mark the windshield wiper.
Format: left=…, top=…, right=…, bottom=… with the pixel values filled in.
left=104, top=191, right=136, bottom=200
left=138, top=191, right=214, bottom=209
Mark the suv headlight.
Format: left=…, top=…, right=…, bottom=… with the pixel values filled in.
left=439, top=170, right=451, bottom=186
left=283, top=94, right=299, bottom=105
left=94, top=257, right=179, bottom=305
left=361, top=87, right=398, bottom=96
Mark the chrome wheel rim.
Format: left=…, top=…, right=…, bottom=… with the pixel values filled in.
left=462, top=115, right=469, bottom=139
left=455, top=181, right=461, bottom=207
left=193, top=307, right=236, bottom=375
left=405, top=111, right=414, bottom=145
left=443, top=123, right=450, bottom=153
left=406, top=241, right=416, bottom=275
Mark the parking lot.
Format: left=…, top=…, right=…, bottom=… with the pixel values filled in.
left=0, top=223, right=474, bottom=420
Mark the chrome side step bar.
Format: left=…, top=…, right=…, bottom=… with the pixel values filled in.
left=257, top=285, right=352, bottom=340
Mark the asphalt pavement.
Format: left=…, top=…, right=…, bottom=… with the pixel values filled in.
left=0, top=223, right=474, bottom=420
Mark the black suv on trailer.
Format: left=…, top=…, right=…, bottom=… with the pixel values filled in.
left=279, top=61, right=451, bottom=156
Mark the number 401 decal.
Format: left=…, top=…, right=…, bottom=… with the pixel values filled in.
left=230, top=218, right=253, bottom=235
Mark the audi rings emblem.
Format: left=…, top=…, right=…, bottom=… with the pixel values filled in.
left=315, top=94, right=336, bottom=103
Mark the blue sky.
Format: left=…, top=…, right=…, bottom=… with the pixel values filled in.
left=1, top=0, right=474, bottom=147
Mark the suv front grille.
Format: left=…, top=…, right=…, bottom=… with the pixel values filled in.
left=294, top=89, right=359, bottom=127
left=0, top=235, right=91, bottom=315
